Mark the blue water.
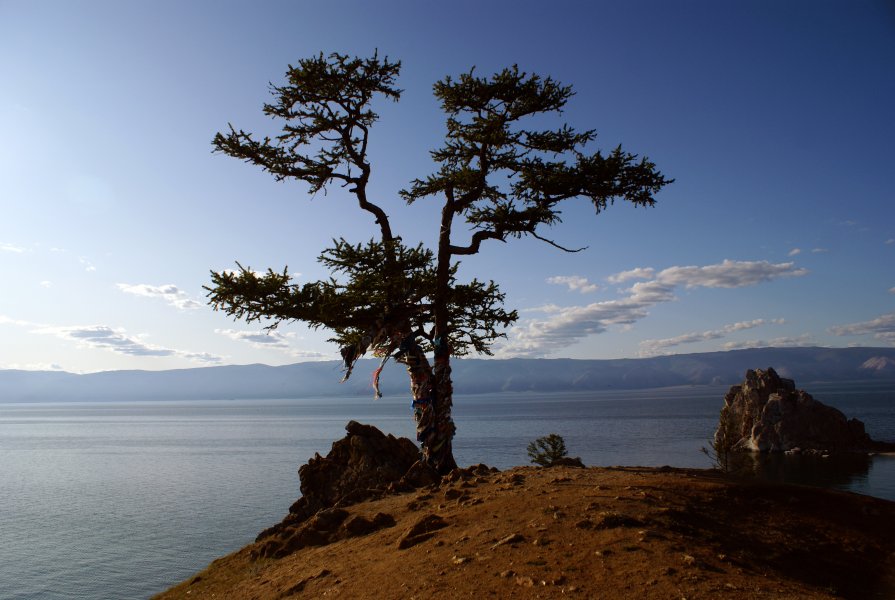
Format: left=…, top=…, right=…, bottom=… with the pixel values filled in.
left=1, top=384, right=892, bottom=599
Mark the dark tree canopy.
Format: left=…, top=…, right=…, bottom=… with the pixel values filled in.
left=208, top=52, right=672, bottom=472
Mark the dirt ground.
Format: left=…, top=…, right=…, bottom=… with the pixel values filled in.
left=155, top=465, right=895, bottom=599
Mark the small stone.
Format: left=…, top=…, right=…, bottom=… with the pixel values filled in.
left=491, top=533, right=525, bottom=549
left=499, top=570, right=516, bottom=578
left=397, top=514, right=449, bottom=550
left=451, top=555, right=470, bottom=565
left=343, top=512, right=395, bottom=537
left=515, top=576, right=535, bottom=587
left=444, top=488, right=464, bottom=500
left=594, top=511, right=643, bottom=529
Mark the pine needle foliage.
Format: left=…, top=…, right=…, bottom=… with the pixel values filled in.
left=527, top=434, right=569, bottom=467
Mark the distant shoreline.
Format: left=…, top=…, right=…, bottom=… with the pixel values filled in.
left=2, top=347, right=894, bottom=403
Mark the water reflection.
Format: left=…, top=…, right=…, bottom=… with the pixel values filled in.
left=727, top=452, right=874, bottom=492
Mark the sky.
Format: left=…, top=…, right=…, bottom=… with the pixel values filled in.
left=1, top=0, right=893, bottom=373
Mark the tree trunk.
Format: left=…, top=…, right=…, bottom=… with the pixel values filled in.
left=431, top=337, right=457, bottom=473
left=425, top=195, right=459, bottom=474
left=395, top=335, right=457, bottom=474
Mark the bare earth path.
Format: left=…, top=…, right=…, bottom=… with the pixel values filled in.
left=155, top=465, right=895, bottom=599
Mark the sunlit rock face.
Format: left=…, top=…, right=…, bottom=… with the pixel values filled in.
left=716, top=368, right=875, bottom=454
left=861, top=356, right=895, bottom=374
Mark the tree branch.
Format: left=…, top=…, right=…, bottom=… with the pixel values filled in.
left=530, top=231, right=587, bottom=252
left=448, top=229, right=505, bottom=255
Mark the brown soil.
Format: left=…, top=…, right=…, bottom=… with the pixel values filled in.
left=155, top=466, right=895, bottom=599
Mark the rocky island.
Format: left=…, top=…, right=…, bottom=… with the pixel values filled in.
left=714, top=368, right=895, bottom=455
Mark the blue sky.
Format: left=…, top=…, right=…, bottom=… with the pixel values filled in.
left=1, top=0, right=893, bottom=373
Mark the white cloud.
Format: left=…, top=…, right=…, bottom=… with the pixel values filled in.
left=606, top=267, right=655, bottom=284
left=1, top=242, right=25, bottom=253
left=830, top=312, right=895, bottom=345
left=788, top=248, right=801, bottom=256
left=520, top=303, right=563, bottom=314
left=39, top=280, right=53, bottom=288
left=654, top=260, right=808, bottom=289
left=723, top=334, right=816, bottom=350
left=890, top=287, right=895, bottom=294
left=79, top=257, right=96, bottom=272
left=1, top=362, right=65, bottom=371
left=216, top=328, right=328, bottom=359
left=811, top=248, right=828, bottom=254
left=34, top=324, right=222, bottom=363
left=216, top=328, right=293, bottom=349
left=2, top=316, right=221, bottom=364
left=885, top=239, right=894, bottom=245
left=639, top=318, right=785, bottom=357
left=546, top=275, right=598, bottom=294
left=117, top=283, right=203, bottom=310
left=497, top=259, right=807, bottom=357
left=1, top=315, right=30, bottom=328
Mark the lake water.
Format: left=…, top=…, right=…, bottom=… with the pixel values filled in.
left=1, top=383, right=893, bottom=600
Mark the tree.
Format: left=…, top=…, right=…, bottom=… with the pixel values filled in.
left=527, top=434, right=569, bottom=467
left=207, top=52, right=672, bottom=474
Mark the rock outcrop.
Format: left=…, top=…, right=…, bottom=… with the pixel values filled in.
left=861, top=356, right=895, bottom=374
left=290, top=420, right=426, bottom=515
left=252, top=421, right=434, bottom=553
left=715, top=368, right=893, bottom=454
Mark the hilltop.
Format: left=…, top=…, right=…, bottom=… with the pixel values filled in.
left=155, top=464, right=895, bottom=599
left=154, top=421, right=895, bottom=599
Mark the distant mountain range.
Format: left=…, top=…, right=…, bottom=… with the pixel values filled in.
left=2, top=347, right=894, bottom=403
